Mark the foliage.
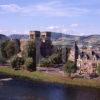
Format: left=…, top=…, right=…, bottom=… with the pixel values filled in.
left=64, top=61, right=77, bottom=76
left=49, top=53, right=62, bottom=64
left=26, top=41, right=36, bottom=71
left=26, top=41, right=36, bottom=58
left=0, top=48, right=6, bottom=64
left=25, top=57, right=35, bottom=71
left=39, top=58, right=52, bottom=67
left=5, top=41, right=18, bottom=58
left=1, top=40, right=9, bottom=58
left=10, top=56, right=25, bottom=69
left=1, top=40, right=19, bottom=59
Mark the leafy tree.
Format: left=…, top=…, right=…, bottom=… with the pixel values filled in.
left=1, top=40, right=19, bottom=59
left=5, top=41, right=18, bottom=58
left=26, top=41, right=36, bottom=71
left=1, top=40, right=9, bottom=58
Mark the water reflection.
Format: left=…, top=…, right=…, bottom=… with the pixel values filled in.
left=0, top=78, right=100, bottom=100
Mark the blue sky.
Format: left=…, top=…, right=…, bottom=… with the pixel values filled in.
left=0, top=0, right=100, bottom=35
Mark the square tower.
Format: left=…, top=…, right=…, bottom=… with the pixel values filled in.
left=29, top=31, right=40, bottom=40
left=41, top=31, right=51, bottom=42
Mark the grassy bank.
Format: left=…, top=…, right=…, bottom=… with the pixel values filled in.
left=0, top=67, right=100, bottom=88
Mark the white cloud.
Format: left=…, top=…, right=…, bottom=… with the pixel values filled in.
left=0, top=4, right=21, bottom=13
left=70, top=23, right=79, bottom=27
left=0, top=1, right=89, bottom=17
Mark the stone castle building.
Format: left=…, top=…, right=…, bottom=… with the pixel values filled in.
left=20, top=31, right=53, bottom=64
left=69, top=44, right=100, bottom=75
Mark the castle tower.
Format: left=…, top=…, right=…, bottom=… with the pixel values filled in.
left=40, top=32, right=53, bottom=57
left=41, top=32, right=51, bottom=42
left=29, top=31, right=41, bottom=65
left=29, top=31, right=40, bottom=40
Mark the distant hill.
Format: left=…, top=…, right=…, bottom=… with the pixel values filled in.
left=9, top=34, right=29, bottom=40
left=8, top=33, right=100, bottom=48
left=0, top=34, right=9, bottom=40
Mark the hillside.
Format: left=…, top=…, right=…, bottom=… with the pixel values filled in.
left=5, top=33, right=100, bottom=47
left=9, top=34, right=29, bottom=40
left=0, top=34, right=9, bottom=40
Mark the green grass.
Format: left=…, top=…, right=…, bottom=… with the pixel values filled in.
left=0, top=67, right=100, bottom=88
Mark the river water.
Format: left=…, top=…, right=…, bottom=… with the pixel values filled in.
left=0, top=77, right=100, bottom=100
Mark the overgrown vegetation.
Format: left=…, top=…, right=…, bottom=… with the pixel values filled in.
left=25, top=41, right=36, bottom=71
left=10, top=55, right=24, bottom=70
left=25, top=57, right=35, bottom=71
left=64, top=61, right=77, bottom=76
left=39, top=57, right=52, bottom=67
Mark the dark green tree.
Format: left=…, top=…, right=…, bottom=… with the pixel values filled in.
left=1, top=40, right=9, bottom=58
left=26, top=41, right=36, bottom=71
left=5, top=41, right=18, bottom=58
left=1, top=40, right=19, bottom=59
left=74, top=41, right=79, bottom=71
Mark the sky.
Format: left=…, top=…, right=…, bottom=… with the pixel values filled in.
left=0, top=0, right=100, bottom=36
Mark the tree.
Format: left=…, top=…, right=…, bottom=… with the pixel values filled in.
left=66, top=47, right=71, bottom=62
left=1, top=40, right=19, bottom=59
left=5, top=41, right=18, bottom=58
left=1, top=40, right=9, bottom=58
left=26, top=41, right=36, bottom=71
left=74, top=41, right=79, bottom=71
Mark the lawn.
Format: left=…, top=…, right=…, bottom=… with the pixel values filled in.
left=0, top=67, right=100, bottom=88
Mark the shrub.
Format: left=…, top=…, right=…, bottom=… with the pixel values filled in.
left=64, top=61, right=76, bottom=76
left=39, top=58, right=52, bottom=67
left=10, top=56, right=24, bottom=70
left=25, top=57, right=35, bottom=71
left=49, top=53, right=62, bottom=64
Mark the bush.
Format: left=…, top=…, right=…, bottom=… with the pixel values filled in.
left=25, top=57, right=36, bottom=71
left=49, top=53, right=62, bottom=64
left=64, top=61, right=76, bottom=76
left=10, top=56, right=24, bottom=70
left=39, top=58, right=52, bottom=67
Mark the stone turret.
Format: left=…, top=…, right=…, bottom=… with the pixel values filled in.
left=29, top=31, right=40, bottom=40
left=41, top=32, right=51, bottom=42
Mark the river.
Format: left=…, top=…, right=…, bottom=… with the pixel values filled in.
left=0, top=76, right=100, bottom=100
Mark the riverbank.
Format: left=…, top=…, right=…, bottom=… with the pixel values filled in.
left=0, top=67, right=100, bottom=88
